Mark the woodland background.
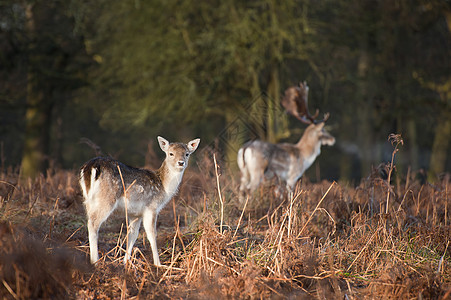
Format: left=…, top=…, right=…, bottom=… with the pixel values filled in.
left=1, top=0, right=450, bottom=182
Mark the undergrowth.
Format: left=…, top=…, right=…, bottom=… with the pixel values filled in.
left=0, top=150, right=450, bottom=299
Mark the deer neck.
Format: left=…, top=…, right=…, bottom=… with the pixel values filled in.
left=296, top=134, right=321, bottom=167
left=157, top=161, right=185, bottom=199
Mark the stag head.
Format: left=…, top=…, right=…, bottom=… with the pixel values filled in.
left=281, top=81, right=329, bottom=124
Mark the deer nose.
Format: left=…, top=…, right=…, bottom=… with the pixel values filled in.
left=178, top=161, right=185, bottom=167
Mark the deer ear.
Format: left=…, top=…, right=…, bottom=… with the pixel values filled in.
left=157, top=136, right=170, bottom=152
left=187, top=138, right=200, bottom=153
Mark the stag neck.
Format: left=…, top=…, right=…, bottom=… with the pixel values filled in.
left=295, top=126, right=321, bottom=156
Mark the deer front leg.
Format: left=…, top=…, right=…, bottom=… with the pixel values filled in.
left=143, top=209, right=161, bottom=266
left=124, top=217, right=142, bottom=264
left=286, top=178, right=298, bottom=199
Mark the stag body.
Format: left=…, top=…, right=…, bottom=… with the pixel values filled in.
left=238, top=122, right=335, bottom=195
left=80, top=136, right=200, bottom=265
left=238, top=81, right=335, bottom=198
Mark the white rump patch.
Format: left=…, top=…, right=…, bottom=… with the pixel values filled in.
left=87, top=168, right=101, bottom=201
left=79, top=169, right=88, bottom=200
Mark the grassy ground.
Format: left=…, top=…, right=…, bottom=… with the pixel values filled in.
left=0, top=153, right=450, bottom=299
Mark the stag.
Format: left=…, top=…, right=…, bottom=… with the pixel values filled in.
left=237, top=82, right=335, bottom=199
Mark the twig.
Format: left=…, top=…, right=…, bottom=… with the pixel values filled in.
left=386, top=134, right=403, bottom=214
left=213, top=154, right=224, bottom=234
left=0, top=180, right=17, bottom=190
left=120, top=278, right=127, bottom=300
left=287, top=189, right=302, bottom=238
left=437, top=240, right=449, bottom=275
left=346, top=227, right=381, bottom=272
left=117, top=165, right=136, bottom=266
left=24, top=195, right=39, bottom=223
left=172, top=199, right=187, bottom=258
left=206, top=256, right=240, bottom=275
left=158, top=252, right=182, bottom=285
left=317, top=207, right=336, bottom=236
left=297, top=181, right=336, bottom=238
left=48, top=197, right=60, bottom=239
left=233, top=195, right=249, bottom=239
left=2, top=280, right=18, bottom=300
left=446, top=181, right=448, bottom=227
left=65, top=225, right=84, bottom=242
left=117, top=166, right=129, bottom=263
left=259, top=279, right=284, bottom=297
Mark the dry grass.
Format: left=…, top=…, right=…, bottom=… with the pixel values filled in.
left=0, top=153, right=450, bottom=299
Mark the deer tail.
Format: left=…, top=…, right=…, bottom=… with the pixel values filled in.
left=79, top=158, right=102, bottom=201
left=237, top=141, right=253, bottom=171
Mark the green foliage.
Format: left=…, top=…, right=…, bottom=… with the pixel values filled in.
left=77, top=1, right=313, bottom=130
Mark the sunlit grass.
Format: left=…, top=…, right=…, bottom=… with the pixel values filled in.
left=0, top=151, right=449, bottom=298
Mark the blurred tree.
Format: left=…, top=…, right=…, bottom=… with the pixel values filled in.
left=304, top=0, right=450, bottom=181
left=0, top=0, right=89, bottom=178
left=1, top=0, right=449, bottom=183
left=75, top=0, right=318, bottom=165
left=423, top=5, right=451, bottom=181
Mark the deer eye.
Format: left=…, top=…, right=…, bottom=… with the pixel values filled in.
left=169, top=152, right=174, bottom=156
left=185, top=153, right=189, bottom=157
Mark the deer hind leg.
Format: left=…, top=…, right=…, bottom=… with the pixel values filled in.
left=238, top=148, right=250, bottom=202
left=240, top=166, right=264, bottom=203
left=239, top=167, right=251, bottom=202
left=124, top=217, right=142, bottom=264
left=142, top=208, right=161, bottom=266
left=86, top=201, right=115, bottom=264
left=248, top=171, right=263, bottom=193
left=239, top=168, right=264, bottom=203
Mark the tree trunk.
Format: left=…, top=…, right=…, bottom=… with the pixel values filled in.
left=428, top=114, right=451, bottom=182
left=222, top=110, right=243, bottom=172
left=407, top=119, right=419, bottom=172
left=356, top=51, right=372, bottom=179
left=20, top=3, right=53, bottom=179
left=339, top=113, right=355, bottom=182
left=427, top=10, right=451, bottom=181
left=266, top=68, right=277, bottom=143
left=20, top=73, right=52, bottom=179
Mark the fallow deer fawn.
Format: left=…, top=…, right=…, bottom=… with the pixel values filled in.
left=237, top=82, right=335, bottom=198
left=80, top=136, right=200, bottom=266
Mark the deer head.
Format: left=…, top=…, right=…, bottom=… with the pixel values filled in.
left=281, top=81, right=329, bottom=124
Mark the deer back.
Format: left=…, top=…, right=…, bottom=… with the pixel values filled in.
left=242, top=140, right=303, bottom=181
left=80, top=157, right=164, bottom=215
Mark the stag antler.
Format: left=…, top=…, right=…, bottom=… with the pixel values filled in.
left=281, top=81, right=329, bottom=124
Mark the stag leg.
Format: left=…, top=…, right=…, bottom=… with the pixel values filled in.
left=239, top=169, right=251, bottom=202
left=247, top=172, right=263, bottom=194
left=238, top=171, right=263, bottom=203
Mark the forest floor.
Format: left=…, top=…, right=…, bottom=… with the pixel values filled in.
left=0, top=154, right=450, bottom=299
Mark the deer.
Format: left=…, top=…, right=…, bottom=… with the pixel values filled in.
left=237, top=82, right=335, bottom=199
left=79, top=136, right=200, bottom=266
